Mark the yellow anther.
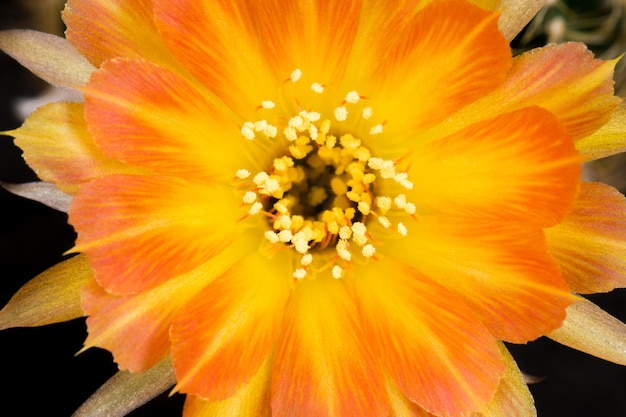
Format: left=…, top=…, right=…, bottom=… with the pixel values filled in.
left=340, top=134, right=360, bottom=149
left=273, top=156, right=294, bottom=171
left=330, top=177, right=348, bottom=196
left=354, top=147, right=371, bottom=162
left=308, top=186, right=328, bottom=206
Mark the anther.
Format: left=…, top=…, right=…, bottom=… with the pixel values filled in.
left=311, top=82, right=324, bottom=93
left=332, top=265, right=343, bottom=279
left=334, top=106, right=348, bottom=121
left=290, top=68, right=302, bottom=82
left=345, top=91, right=360, bottom=104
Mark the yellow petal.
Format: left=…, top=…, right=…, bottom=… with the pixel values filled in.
left=182, top=356, right=272, bottom=417
left=576, top=105, right=626, bottom=161
left=0, top=255, right=91, bottom=330
left=72, top=357, right=175, bottom=417
left=548, top=299, right=626, bottom=366
left=0, top=29, right=94, bottom=96
left=496, top=0, right=547, bottom=41
left=477, top=344, right=536, bottom=417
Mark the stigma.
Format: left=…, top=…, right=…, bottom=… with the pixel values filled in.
left=234, top=69, right=416, bottom=282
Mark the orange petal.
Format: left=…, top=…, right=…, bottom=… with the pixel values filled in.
left=63, top=0, right=176, bottom=68
left=70, top=174, right=241, bottom=295
left=382, top=216, right=577, bottom=343
left=9, top=102, right=135, bottom=194
left=152, top=0, right=281, bottom=117
left=171, top=251, right=291, bottom=399
left=409, top=107, right=581, bottom=227
left=84, top=59, right=246, bottom=181
left=575, top=105, right=626, bottom=161
left=545, top=182, right=626, bottom=294
left=477, top=344, right=536, bottom=417
left=419, top=43, right=619, bottom=146
left=351, top=259, right=504, bottom=417
left=353, top=0, right=510, bottom=140
left=81, top=242, right=246, bottom=371
left=498, top=43, right=619, bottom=141
left=0, top=255, right=90, bottom=330
left=271, top=277, right=387, bottom=417
left=182, top=357, right=271, bottom=417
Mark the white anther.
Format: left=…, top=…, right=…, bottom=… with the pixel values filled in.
left=290, top=68, right=302, bottom=82
left=249, top=202, right=263, bottom=215
left=261, top=100, right=275, bottom=109
left=357, top=201, right=371, bottom=215
left=345, top=91, right=360, bottom=104
left=380, top=160, right=396, bottom=178
left=334, top=106, right=348, bottom=121
left=288, top=116, right=304, bottom=129
left=242, top=191, right=257, bottom=204
left=397, top=222, right=408, bottom=236
left=253, top=172, right=269, bottom=185
left=235, top=169, right=250, bottom=179
left=276, top=215, right=292, bottom=230
left=339, top=225, right=352, bottom=240
left=367, top=157, right=384, bottom=170
left=400, top=179, right=414, bottom=190
left=284, top=126, right=298, bottom=141
left=301, top=253, right=313, bottom=266
left=369, top=124, right=384, bottom=135
left=338, top=249, right=352, bottom=261
left=264, top=178, right=280, bottom=193
left=264, top=230, right=280, bottom=243
left=332, top=265, right=343, bottom=279
left=311, top=82, right=324, bottom=93
left=241, top=122, right=255, bottom=140
left=362, top=244, right=376, bottom=258
left=306, top=111, right=321, bottom=122
left=254, top=120, right=268, bottom=131
left=362, top=107, right=373, bottom=119
left=293, top=268, right=307, bottom=280
left=405, top=202, right=416, bottom=215
left=353, top=233, right=368, bottom=246
left=376, top=196, right=392, bottom=211
left=394, top=194, right=407, bottom=209
left=309, top=124, right=319, bottom=140
left=351, top=222, right=367, bottom=236
left=263, top=124, right=278, bottom=138
left=278, top=229, right=293, bottom=243
left=293, top=231, right=310, bottom=253
left=378, top=216, right=391, bottom=228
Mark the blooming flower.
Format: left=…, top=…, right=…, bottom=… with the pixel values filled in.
left=3, top=0, right=626, bottom=416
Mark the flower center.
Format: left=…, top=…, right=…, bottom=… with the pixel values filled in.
left=234, top=70, right=416, bottom=282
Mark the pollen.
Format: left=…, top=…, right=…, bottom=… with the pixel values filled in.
left=311, top=82, right=324, bottom=93
left=236, top=77, right=417, bottom=282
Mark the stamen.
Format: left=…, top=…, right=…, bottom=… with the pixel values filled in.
left=293, top=268, right=307, bottom=280
left=332, top=265, right=343, bottom=279
left=290, top=68, right=302, bottom=82
left=235, top=169, right=250, bottom=179
left=334, top=106, right=348, bottom=121
left=311, top=82, right=325, bottom=93
left=261, top=100, right=275, bottom=109
left=397, top=222, right=408, bottom=236
left=362, top=107, right=373, bottom=119
left=369, top=124, right=384, bottom=135
left=241, top=122, right=255, bottom=140
left=345, top=91, right=360, bottom=104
